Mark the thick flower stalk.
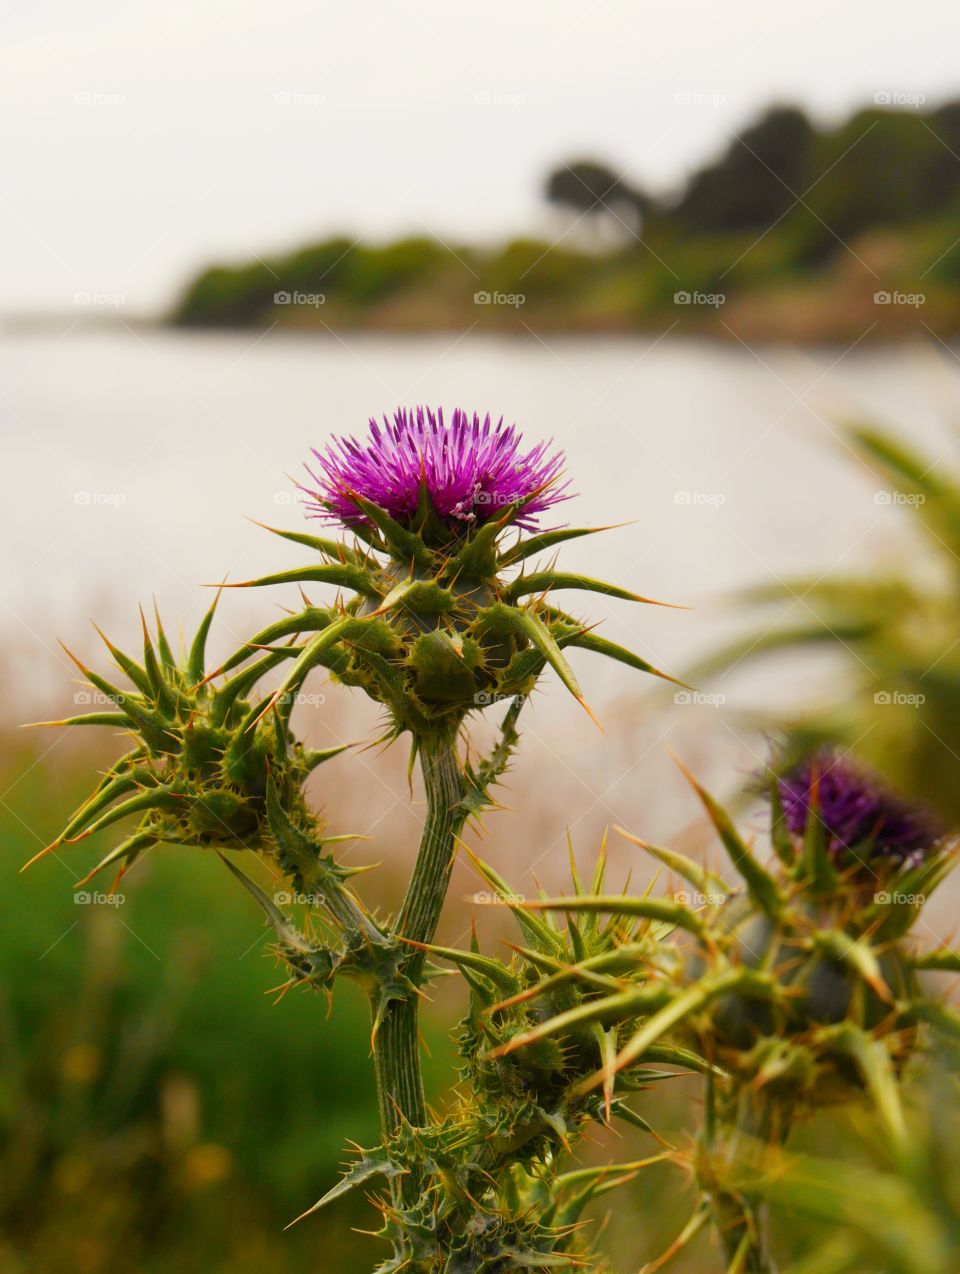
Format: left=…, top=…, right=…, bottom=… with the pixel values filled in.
left=491, top=752, right=958, bottom=1274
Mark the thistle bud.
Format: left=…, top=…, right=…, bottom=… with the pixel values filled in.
left=27, top=599, right=345, bottom=887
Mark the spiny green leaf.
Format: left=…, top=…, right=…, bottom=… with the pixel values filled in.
left=558, top=630, right=686, bottom=689
left=284, top=1151, right=403, bottom=1228
left=222, top=563, right=379, bottom=595
left=248, top=518, right=366, bottom=566
left=813, top=930, right=891, bottom=1003
left=677, top=760, right=782, bottom=917
left=350, top=494, right=433, bottom=568
left=187, top=590, right=222, bottom=685
left=578, top=968, right=773, bottom=1091
left=615, top=825, right=728, bottom=900
left=510, top=895, right=706, bottom=936
left=499, top=524, right=621, bottom=567
left=503, top=570, right=674, bottom=606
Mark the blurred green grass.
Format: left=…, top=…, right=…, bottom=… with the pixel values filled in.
left=0, top=731, right=462, bottom=1274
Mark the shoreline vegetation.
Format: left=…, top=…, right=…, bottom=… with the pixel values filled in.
left=172, top=100, right=960, bottom=344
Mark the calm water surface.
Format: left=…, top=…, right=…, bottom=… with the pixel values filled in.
left=2, top=325, right=956, bottom=716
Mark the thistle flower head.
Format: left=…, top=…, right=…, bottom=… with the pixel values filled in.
left=777, top=750, right=941, bottom=867
left=303, top=406, right=569, bottom=533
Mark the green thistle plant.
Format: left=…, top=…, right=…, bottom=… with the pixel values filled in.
left=27, top=406, right=677, bottom=1271
left=491, top=753, right=958, bottom=1273
left=205, top=407, right=679, bottom=1164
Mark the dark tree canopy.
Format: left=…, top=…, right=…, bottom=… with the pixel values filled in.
left=669, top=106, right=816, bottom=234
left=545, top=160, right=649, bottom=226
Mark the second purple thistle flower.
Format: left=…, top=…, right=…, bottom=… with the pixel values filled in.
left=777, top=750, right=942, bottom=867
left=303, top=406, right=570, bottom=532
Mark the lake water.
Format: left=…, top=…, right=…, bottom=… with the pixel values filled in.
left=4, top=325, right=955, bottom=686
left=5, top=324, right=959, bottom=915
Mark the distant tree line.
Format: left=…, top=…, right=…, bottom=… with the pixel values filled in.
left=545, top=101, right=960, bottom=249
left=173, top=98, right=960, bottom=330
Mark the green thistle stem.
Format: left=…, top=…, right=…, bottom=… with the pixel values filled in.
left=700, top=1088, right=783, bottom=1274
left=372, top=733, right=463, bottom=1147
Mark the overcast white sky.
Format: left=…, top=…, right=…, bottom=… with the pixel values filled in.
left=4, top=0, right=960, bottom=313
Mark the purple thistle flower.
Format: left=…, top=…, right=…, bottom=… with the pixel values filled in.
left=776, top=750, right=942, bottom=867
left=302, top=407, right=570, bottom=533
